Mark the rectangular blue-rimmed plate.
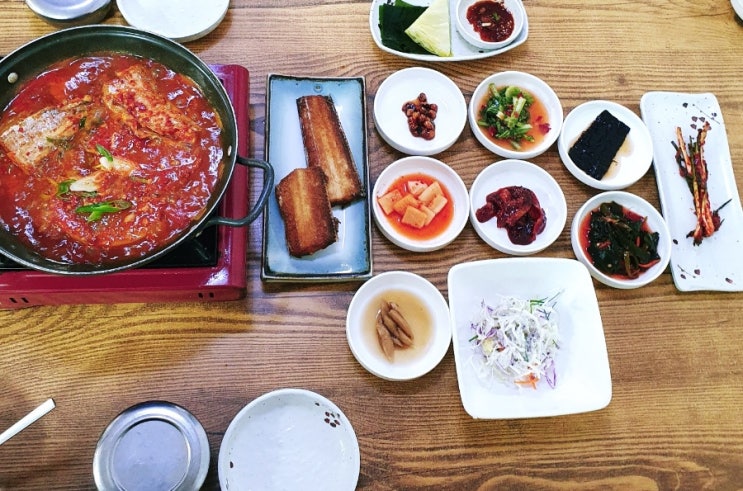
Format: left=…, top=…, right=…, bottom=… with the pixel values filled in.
left=640, top=92, right=743, bottom=292
left=261, top=74, right=372, bottom=282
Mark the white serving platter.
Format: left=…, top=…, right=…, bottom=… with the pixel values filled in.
left=369, top=0, right=529, bottom=62
left=262, top=75, right=372, bottom=282
left=640, top=91, right=743, bottom=292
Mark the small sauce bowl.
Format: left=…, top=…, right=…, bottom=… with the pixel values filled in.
left=455, top=0, right=525, bottom=50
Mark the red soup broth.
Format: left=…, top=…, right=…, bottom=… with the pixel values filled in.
left=0, top=53, right=223, bottom=265
left=478, top=89, right=551, bottom=152
left=380, top=173, right=454, bottom=240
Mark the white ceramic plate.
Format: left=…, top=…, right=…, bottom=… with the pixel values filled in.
left=346, top=271, right=452, bottom=381
left=448, top=258, right=612, bottom=419
left=116, top=0, right=228, bottom=42
left=374, top=67, right=466, bottom=156
left=558, top=100, right=654, bottom=190
left=640, top=92, right=743, bottom=291
left=469, top=159, right=567, bottom=255
left=733, top=0, right=743, bottom=19
left=571, top=191, right=672, bottom=289
left=262, top=75, right=372, bottom=282
left=369, top=0, right=529, bottom=62
left=372, top=156, right=469, bottom=252
left=218, top=389, right=360, bottom=491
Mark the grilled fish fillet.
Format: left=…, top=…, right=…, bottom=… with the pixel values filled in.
left=276, top=167, right=339, bottom=257
left=296, top=95, right=363, bottom=206
left=0, top=101, right=89, bottom=173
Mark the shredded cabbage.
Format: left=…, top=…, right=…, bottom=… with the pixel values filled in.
left=468, top=293, right=561, bottom=389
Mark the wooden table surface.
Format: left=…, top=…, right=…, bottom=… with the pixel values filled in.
left=1, top=1, right=742, bottom=489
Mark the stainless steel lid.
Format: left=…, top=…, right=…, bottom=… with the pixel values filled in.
left=25, top=0, right=112, bottom=27
left=93, top=401, right=210, bottom=491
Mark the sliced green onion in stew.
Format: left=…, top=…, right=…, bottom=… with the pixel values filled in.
left=75, top=199, right=131, bottom=222
left=95, top=144, right=113, bottom=162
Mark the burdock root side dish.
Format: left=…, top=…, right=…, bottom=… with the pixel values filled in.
left=376, top=300, right=415, bottom=361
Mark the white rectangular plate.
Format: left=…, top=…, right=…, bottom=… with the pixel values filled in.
left=640, top=92, right=743, bottom=292
left=261, top=75, right=372, bottom=282
left=369, top=0, right=528, bottom=62
left=448, top=258, right=612, bottom=419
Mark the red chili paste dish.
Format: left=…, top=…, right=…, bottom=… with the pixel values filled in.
left=0, top=53, right=223, bottom=266
left=466, top=0, right=515, bottom=43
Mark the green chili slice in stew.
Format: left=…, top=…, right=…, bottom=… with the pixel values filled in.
left=75, top=199, right=131, bottom=222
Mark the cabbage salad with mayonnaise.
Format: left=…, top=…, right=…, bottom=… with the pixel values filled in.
left=468, top=293, right=561, bottom=390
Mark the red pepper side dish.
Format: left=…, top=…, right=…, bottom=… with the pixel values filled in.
left=0, top=54, right=223, bottom=265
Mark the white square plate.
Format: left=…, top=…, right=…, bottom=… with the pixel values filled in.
left=447, top=258, right=612, bottom=419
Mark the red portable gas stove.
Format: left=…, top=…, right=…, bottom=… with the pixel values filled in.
left=0, top=65, right=252, bottom=310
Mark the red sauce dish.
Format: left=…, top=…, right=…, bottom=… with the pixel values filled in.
left=466, top=0, right=515, bottom=43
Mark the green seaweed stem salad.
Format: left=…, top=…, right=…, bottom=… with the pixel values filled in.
left=583, top=201, right=661, bottom=279
left=477, top=84, right=536, bottom=150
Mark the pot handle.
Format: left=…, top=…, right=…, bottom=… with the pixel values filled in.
left=204, top=156, right=274, bottom=228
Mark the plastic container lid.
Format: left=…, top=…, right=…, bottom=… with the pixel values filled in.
left=25, top=0, right=112, bottom=27
left=116, top=0, right=229, bottom=42
left=93, top=401, right=209, bottom=491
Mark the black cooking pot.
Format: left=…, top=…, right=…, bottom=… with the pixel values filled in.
left=0, top=25, right=273, bottom=275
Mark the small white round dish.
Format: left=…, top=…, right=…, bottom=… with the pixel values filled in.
left=558, top=100, right=654, bottom=190
left=116, top=0, right=229, bottom=42
left=469, top=71, right=563, bottom=159
left=25, top=0, right=111, bottom=26
left=372, top=156, right=469, bottom=252
left=218, top=388, right=360, bottom=491
left=733, top=0, right=743, bottom=19
left=455, top=0, right=525, bottom=50
left=469, top=159, right=567, bottom=255
left=374, top=67, right=467, bottom=156
left=346, top=271, right=451, bottom=381
left=571, top=191, right=672, bottom=289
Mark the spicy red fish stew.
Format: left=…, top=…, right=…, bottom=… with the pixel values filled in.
left=0, top=53, right=224, bottom=265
